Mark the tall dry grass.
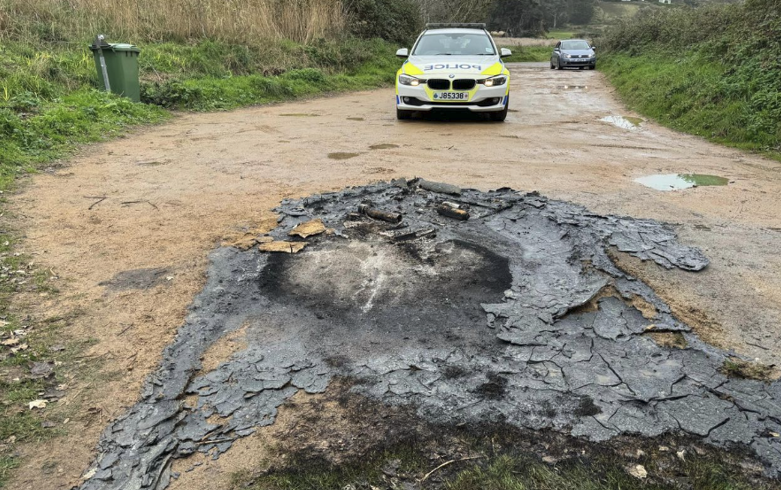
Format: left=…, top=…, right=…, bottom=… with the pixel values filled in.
left=0, top=0, right=346, bottom=44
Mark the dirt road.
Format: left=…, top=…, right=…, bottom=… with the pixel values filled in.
left=10, top=62, right=781, bottom=488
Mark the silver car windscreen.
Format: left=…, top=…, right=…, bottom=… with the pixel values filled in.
left=561, top=41, right=591, bottom=50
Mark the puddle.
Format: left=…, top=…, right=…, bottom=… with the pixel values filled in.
left=557, top=85, right=588, bottom=90
left=600, top=115, right=643, bottom=131
left=369, top=144, right=399, bottom=150
left=280, top=113, right=320, bottom=117
left=347, top=117, right=365, bottom=121
left=624, top=116, right=644, bottom=126
left=328, top=152, right=360, bottom=160
left=635, top=174, right=729, bottom=191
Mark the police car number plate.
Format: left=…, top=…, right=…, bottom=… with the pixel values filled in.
left=433, top=92, right=468, bottom=101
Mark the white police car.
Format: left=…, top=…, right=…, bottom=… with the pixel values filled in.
left=395, top=23, right=512, bottom=121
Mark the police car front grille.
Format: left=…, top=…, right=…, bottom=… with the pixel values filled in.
left=426, top=79, right=450, bottom=90
left=452, top=79, right=476, bottom=90
left=402, top=97, right=503, bottom=107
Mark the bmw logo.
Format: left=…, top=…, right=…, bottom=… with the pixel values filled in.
left=449, top=74, right=456, bottom=79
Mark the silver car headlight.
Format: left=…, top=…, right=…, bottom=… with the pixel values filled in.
left=398, top=74, right=421, bottom=86
left=564, top=54, right=572, bottom=59
left=481, top=76, right=508, bottom=87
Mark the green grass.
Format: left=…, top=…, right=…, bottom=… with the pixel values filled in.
left=445, top=453, right=765, bottom=490
left=600, top=51, right=781, bottom=160
left=598, top=0, right=781, bottom=160
left=597, top=0, right=648, bottom=21
left=0, top=457, right=18, bottom=487
left=237, top=445, right=771, bottom=490
left=546, top=29, right=576, bottom=40
left=504, top=46, right=551, bottom=63
left=0, top=38, right=398, bottom=169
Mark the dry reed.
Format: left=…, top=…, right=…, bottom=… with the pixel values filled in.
left=0, top=0, right=346, bottom=44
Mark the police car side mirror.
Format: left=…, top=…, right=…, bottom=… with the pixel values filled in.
left=396, top=48, right=409, bottom=59
left=500, top=48, right=512, bottom=58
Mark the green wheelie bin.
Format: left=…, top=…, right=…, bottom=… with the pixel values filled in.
left=89, top=36, right=141, bottom=102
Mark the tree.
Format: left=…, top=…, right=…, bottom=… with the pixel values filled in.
left=567, top=0, right=596, bottom=25
left=487, top=0, right=547, bottom=36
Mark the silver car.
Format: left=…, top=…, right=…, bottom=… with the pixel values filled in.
left=551, top=39, right=596, bottom=70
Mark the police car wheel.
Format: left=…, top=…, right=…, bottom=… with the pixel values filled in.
left=490, top=100, right=509, bottom=122
left=396, top=108, right=412, bottom=120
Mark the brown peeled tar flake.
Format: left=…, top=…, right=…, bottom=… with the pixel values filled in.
left=288, top=219, right=327, bottom=238
left=228, top=235, right=259, bottom=251
left=258, top=241, right=307, bottom=254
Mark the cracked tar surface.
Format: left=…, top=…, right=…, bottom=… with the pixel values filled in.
left=80, top=181, right=781, bottom=489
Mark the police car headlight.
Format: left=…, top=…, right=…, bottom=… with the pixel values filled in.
left=398, top=74, right=420, bottom=86
left=482, top=76, right=507, bottom=87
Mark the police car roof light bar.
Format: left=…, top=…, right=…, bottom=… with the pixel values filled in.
left=425, top=23, right=487, bottom=30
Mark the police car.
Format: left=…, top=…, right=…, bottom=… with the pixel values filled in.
left=395, top=23, right=512, bottom=121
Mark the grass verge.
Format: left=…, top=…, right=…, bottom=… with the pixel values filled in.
left=1, top=38, right=398, bottom=169
left=599, top=0, right=780, bottom=160
left=546, top=29, right=576, bottom=40
left=599, top=51, right=780, bottom=161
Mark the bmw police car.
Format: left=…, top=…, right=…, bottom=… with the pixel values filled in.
left=395, top=23, right=512, bottom=121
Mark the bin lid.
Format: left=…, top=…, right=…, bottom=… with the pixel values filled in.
left=89, top=42, right=140, bottom=53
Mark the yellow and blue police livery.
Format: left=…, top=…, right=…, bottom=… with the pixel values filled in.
left=395, top=23, right=512, bottom=121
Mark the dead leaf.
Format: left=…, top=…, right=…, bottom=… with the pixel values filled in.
left=11, top=343, right=28, bottom=353
left=28, top=399, right=48, bottom=410
left=628, top=464, right=647, bottom=479
left=1, top=338, right=19, bottom=347
left=258, top=241, right=306, bottom=254
left=288, top=219, right=326, bottom=238
left=258, top=236, right=274, bottom=243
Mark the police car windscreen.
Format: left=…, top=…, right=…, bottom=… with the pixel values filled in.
left=413, top=33, right=496, bottom=56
